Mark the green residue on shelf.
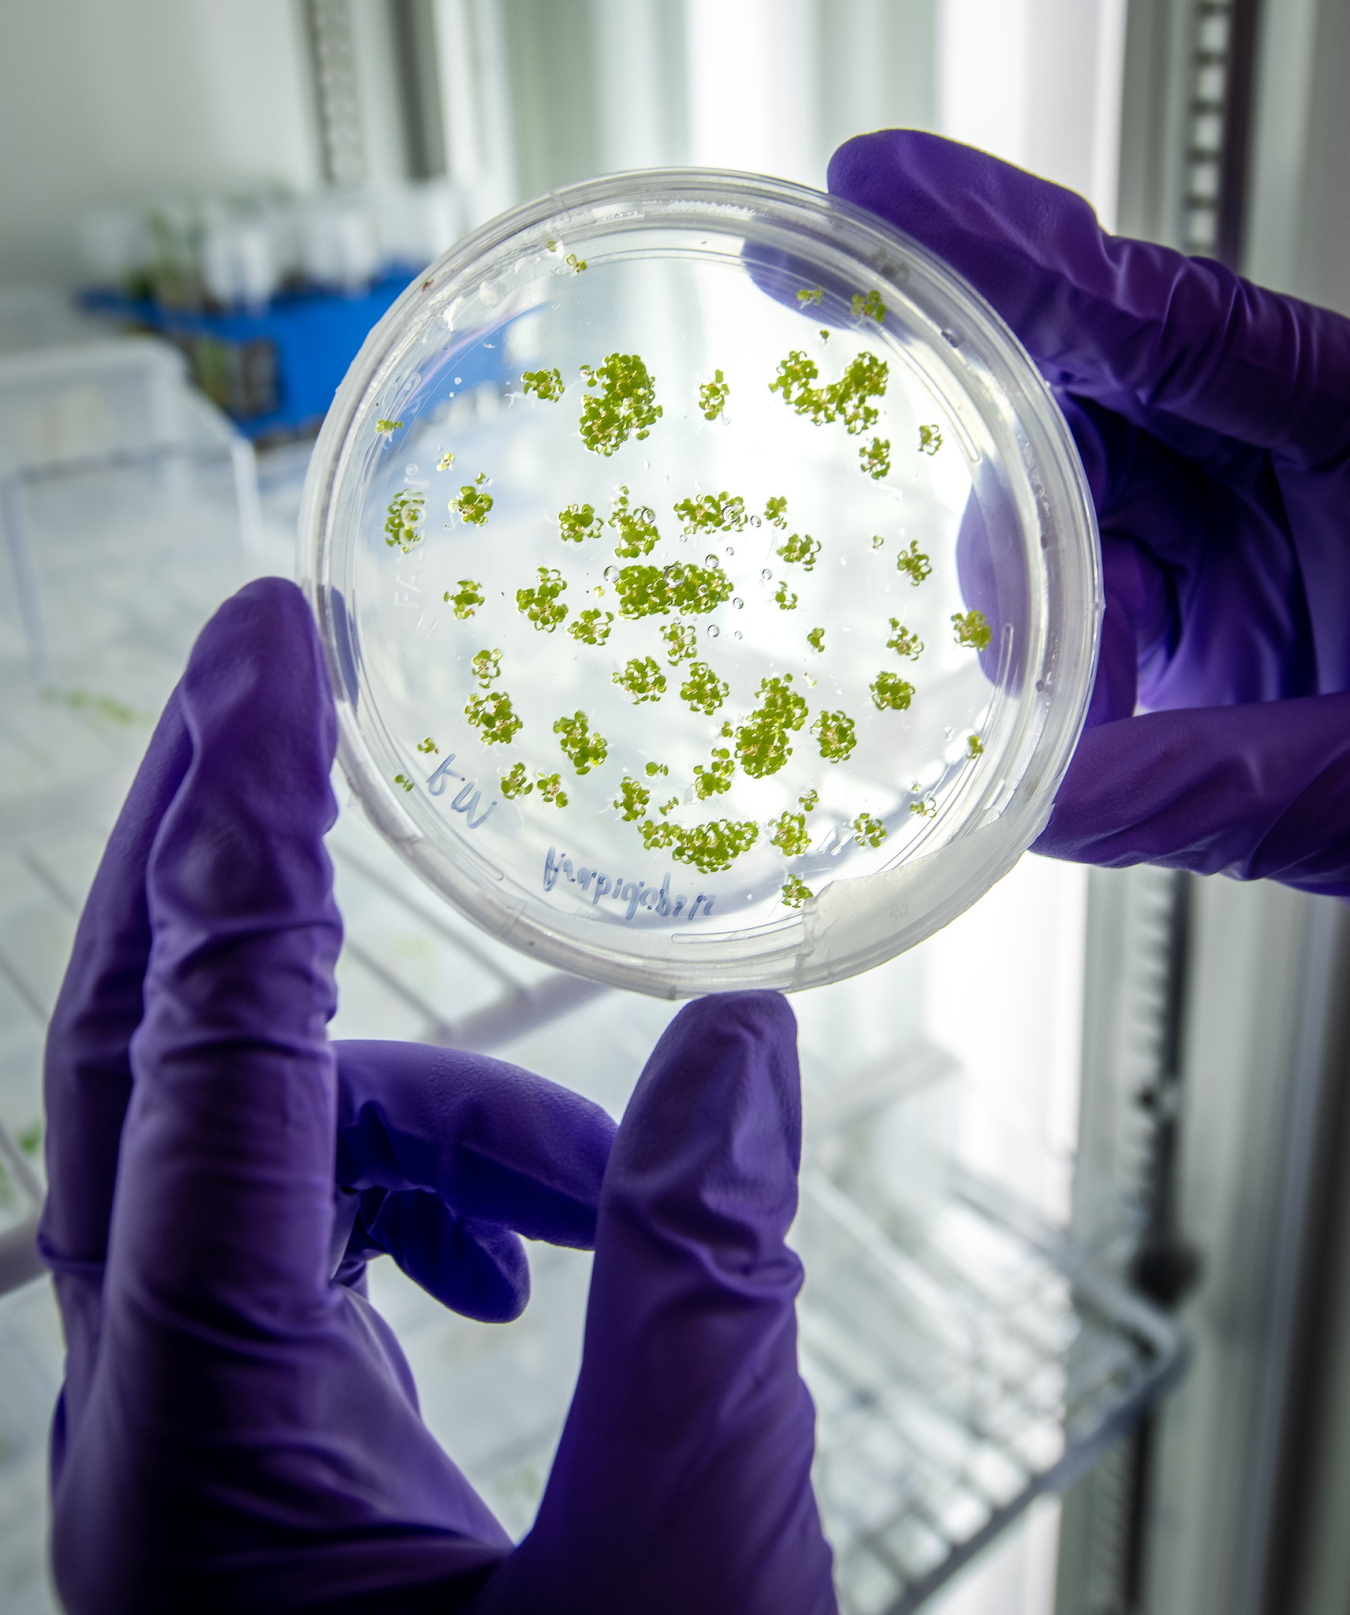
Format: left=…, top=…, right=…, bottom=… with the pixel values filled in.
left=437, top=450, right=455, bottom=470
left=415, top=736, right=438, bottom=755
left=673, top=489, right=747, bottom=536
left=517, top=566, right=568, bottom=632
left=967, top=733, right=984, bottom=759
left=886, top=620, right=923, bottom=660
left=538, top=772, right=569, bottom=806
left=811, top=709, right=856, bottom=763
left=861, top=436, right=891, bottom=479
left=661, top=621, right=697, bottom=664
left=559, top=501, right=603, bottom=542
left=671, top=561, right=734, bottom=615
left=693, top=746, right=734, bottom=800
left=796, top=286, right=823, bottom=306
left=569, top=607, right=614, bottom=645
left=471, top=647, right=502, bottom=685
left=776, top=532, right=820, bottom=571
left=871, top=672, right=915, bottom=711
left=765, top=494, right=788, bottom=528
left=769, top=810, right=810, bottom=857
left=615, top=776, right=651, bottom=821
left=774, top=581, right=798, bottom=611
left=376, top=418, right=402, bottom=432
left=699, top=368, right=729, bottom=420
left=465, top=688, right=523, bottom=745
left=610, top=486, right=661, bottom=556
left=952, top=609, right=993, bottom=651
left=613, top=655, right=666, bottom=704
left=918, top=423, right=943, bottom=456
left=384, top=488, right=425, bottom=553
left=896, top=540, right=932, bottom=585
left=501, top=762, right=533, bottom=798
left=807, top=626, right=825, bottom=653
left=554, top=710, right=608, bottom=773
left=393, top=772, right=414, bottom=792
left=522, top=367, right=564, bottom=401
left=645, top=760, right=669, bottom=777
left=445, top=579, right=484, bottom=618
left=639, top=815, right=759, bottom=874
left=680, top=660, right=729, bottom=715
left=735, top=674, right=807, bottom=779
left=781, top=873, right=813, bottom=908
left=852, top=289, right=886, bottom=322
left=853, top=811, right=887, bottom=848
left=578, top=351, right=661, bottom=455
left=769, top=349, right=888, bottom=436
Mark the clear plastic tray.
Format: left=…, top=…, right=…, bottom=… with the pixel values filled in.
left=300, top=170, right=1101, bottom=997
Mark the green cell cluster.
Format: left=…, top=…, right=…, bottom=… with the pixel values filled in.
left=554, top=710, right=608, bottom=773
left=522, top=367, right=564, bottom=401
left=453, top=476, right=493, bottom=526
left=886, top=620, right=923, bottom=660
left=445, top=579, right=484, bottom=618
left=578, top=351, right=662, bottom=455
left=674, top=489, right=748, bottom=536
left=871, top=672, right=915, bottom=712
left=769, top=810, right=810, bottom=857
left=777, top=532, right=820, bottom=571
left=640, top=815, right=759, bottom=874
left=765, top=495, right=788, bottom=528
left=384, top=489, right=425, bottom=553
left=699, top=369, right=729, bottom=421
left=558, top=501, right=603, bottom=542
left=769, top=349, right=888, bottom=436
left=918, top=423, right=943, bottom=456
left=569, top=607, right=614, bottom=645
left=393, top=772, right=414, bottom=792
left=613, top=655, right=666, bottom=704
left=735, top=675, right=807, bottom=779
left=774, top=582, right=798, bottom=611
left=896, top=541, right=932, bottom=586
left=693, top=747, right=734, bottom=800
left=517, top=566, right=568, bottom=632
left=661, top=622, right=697, bottom=664
left=465, top=689, right=523, bottom=745
left=501, top=762, right=533, bottom=798
left=781, top=874, right=813, bottom=908
left=614, top=776, right=651, bottom=821
left=538, top=772, right=569, bottom=806
left=807, top=626, right=825, bottom=653
left=796, top=286, right=823, bottom=305
left=952, top=610, right=993, bottom=651
left=861, top=437, right=891, bottom=479
left=610, top=487, right=661, bottom=556
left=416, top=736, right=438, bottom=755
left=680, top=660, right=729, bottom=715
left=471, top=648, right=502, bottom=686
left=853, top=811, right=887, bottom=848
left=812, top=709, right=856, bottom=763
left=852, top=289, right=886, bottom=322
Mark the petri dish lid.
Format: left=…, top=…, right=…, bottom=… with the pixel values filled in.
left=300, top=169, right=1102, bottom=998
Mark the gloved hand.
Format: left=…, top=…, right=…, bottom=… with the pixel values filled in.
left=41, top=577, right=836, bottom=1615
left=830, top=129, right=1350, bottom=896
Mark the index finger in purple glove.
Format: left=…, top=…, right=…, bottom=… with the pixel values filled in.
left=828, top=129, right=1350, bottom=467
left=480, top=991, right=836, bottom=1615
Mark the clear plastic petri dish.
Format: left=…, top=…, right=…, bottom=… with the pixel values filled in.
left=300, top=169, right=1101, bottom=998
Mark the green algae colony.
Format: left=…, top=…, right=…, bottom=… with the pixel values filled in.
left=554, top=710, right=608, bottom=773
left=735, top=675, right=807, bottom=778
left=445, top=579, right=484, bottom=618
left=699, top=369, right=729, bottom=421
left=465, top=689, right=522, bottom=745
left=613, top=655, right=666, bottom=704
left=517, top=567, right=568, bottom=632
left=384, top=489, right=424, bottom=553
left=578, top=352, right=661, bottom=455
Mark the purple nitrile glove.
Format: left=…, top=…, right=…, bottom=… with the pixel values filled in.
left=829, top=129, right=1350, bottom=896
left=41, top=576, right=835, bottom=1614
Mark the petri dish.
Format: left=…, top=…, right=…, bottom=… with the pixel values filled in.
left=299, top=169, right=1101, bottom=998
